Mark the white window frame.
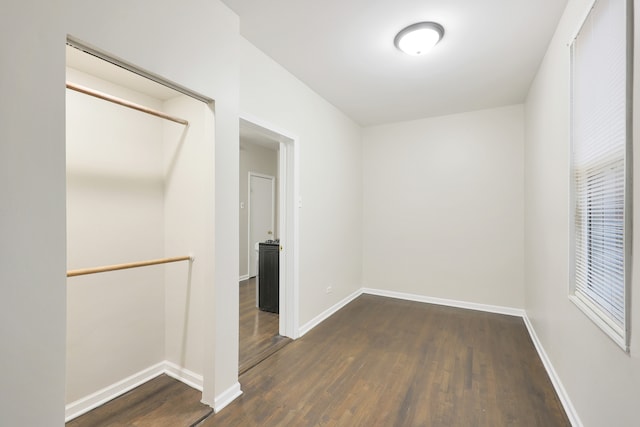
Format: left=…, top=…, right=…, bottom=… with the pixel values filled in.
left=568, top=0, right=633, bottom=352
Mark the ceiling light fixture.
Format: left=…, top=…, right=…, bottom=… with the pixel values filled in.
left=394, top=22, right=444, bottom=56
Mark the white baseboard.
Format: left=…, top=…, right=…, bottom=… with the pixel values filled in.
left=65, top=361, right=206, bottom=422
left=298, top=288, right=363, bottom=337
left=239, top=274, right=250, bottom=282
left=164, top=360, right=204, bottom=391
left=214, top=382, right=242, bottom=413
left=362, top=287, right=525, bottom=317
left=523, top=314, right=583, bottom=427
left=65, top=362, right=166, bottom=422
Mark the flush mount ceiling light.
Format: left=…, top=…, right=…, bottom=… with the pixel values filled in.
left=394, top=22, right=444, bottom=56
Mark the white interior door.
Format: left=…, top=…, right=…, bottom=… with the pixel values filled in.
left=249, top=173, right=275, bottom=277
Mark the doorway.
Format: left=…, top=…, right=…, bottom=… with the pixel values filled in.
left=238, top=116, right=298, bottom=374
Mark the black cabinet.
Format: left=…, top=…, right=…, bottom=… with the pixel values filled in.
left=258, top=242, right=279, bottom=313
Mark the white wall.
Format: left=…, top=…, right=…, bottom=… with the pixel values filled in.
left=239, top=143, right=278, bottom=278
left=363, top=105, right=525, bottom=309
left=163, top=94, right=213, bottom=376
left=239, top=37, right=363, bottom=327
left=65, top=68, right=166, bottom=403
left=0, top=1, right=66, bottom=424
left=1, top=1, right=240, bottom=423
left=524, top=1, right=640, bottom=426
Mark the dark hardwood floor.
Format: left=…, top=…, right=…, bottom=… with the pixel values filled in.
left=66, top=278, right=286, bottom=426
left=239, top=277, right=290, bottom=374
left=67, top=293, right=570, bottom=426
left=66, top=374, right=211, bottom=427
left=202, top=295, right=570, bottom=427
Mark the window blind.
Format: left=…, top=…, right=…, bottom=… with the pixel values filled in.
left=570, top=0, right=630, bottom=348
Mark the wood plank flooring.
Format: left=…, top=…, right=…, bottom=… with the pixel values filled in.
left=239, top=277, right=290, bottom=374
left=67, top=293, right=570, bottom=426
left=202, top=295, right=570, bottom=427
left=66, top=278, right=287, bottom=426
left=66, top=374, right=211, bottom=427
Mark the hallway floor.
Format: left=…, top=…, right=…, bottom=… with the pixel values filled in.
left=239, top=277, right=290, bottom=374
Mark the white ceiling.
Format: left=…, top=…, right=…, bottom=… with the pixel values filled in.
left=222, top=0, right=568, bottom=126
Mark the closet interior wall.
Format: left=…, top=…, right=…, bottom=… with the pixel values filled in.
left=163, top=94, right=211, bottom=375
left=65, top=65, right=209, bottom=405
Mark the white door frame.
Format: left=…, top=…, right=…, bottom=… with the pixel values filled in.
left=240, top=115, right=299, bottom=339
left=247, top=172, right=276, bottom=278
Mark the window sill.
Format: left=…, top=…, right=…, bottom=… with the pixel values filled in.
left=569, top=294, right=628, bottom=353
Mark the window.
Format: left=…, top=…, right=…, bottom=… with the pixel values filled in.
left=570, top=0, right=632, bottom=351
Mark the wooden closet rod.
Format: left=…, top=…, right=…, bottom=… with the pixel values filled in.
left=66, top=82, right=189, bottom=126
left=67, top=255, right=193, bottom=277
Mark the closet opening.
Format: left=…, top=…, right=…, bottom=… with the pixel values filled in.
left=238, top=117, right=299, bottom=375
left=64, top=42, right=216, bottom=424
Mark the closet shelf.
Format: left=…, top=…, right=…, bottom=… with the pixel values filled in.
left=67, top=255, right=193, bottom=277
left=66, top=81, right=189, bottom=125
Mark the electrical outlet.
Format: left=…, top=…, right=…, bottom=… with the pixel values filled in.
left=326, top=286, right=333, bottom=294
